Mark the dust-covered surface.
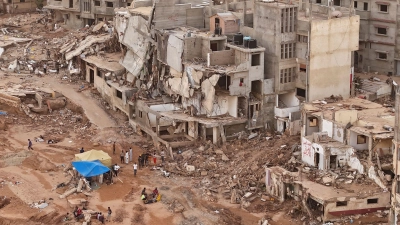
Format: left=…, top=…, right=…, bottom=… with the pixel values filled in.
left=0, top=12, right=390, bottom=225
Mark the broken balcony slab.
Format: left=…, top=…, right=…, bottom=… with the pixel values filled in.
left=65, top=34, right=112, bottom=61
left=0, top=36, right=32, bottom=48
left=81, top=54, right=124, bottom=72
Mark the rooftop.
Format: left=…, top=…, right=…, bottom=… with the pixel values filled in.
left=81, top=53, right=124, bottom=72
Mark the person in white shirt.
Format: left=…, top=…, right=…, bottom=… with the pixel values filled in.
left=113, top=164, right=120, bottom=176
left=160, top=150, right=165, bottom=164
left=133, top=163, right=138, bottom=176
left=125, top=151, right=129, bottom=164
left=129, top=147, right=133, bottom=162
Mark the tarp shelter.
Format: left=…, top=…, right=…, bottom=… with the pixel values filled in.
left=71, top=160, right=110, bottom=177
left=75, top=150, right=112, bottom=167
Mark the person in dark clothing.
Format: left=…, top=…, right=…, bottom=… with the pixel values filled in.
left=113, top=142, right=116, bottom=155
left=28, top=139, right=33, bottom=150
left=120, top=150, right=124, bottom=163
left=79, top=147, right=84, bottom=153
left=138, top=155, right=142, bottom=168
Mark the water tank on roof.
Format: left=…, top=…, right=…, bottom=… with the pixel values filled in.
left=248, top=39, right=257, bottom=48
left=244, top=39, right=250, bottom=48
left=234, top=33, right=244, bottom=45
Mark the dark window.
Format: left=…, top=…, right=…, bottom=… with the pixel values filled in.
left=296, top=88, right=306, bottom=97
left=95, top=0, right=100, bottom=6
left=76, top=15, right=81, bottom=19
left=20, top=0, right=25, bottom=2
left=139, top=111, right=143, bottom=118
left=97, top=70, right=101, bottom=77
left=367, top=198, right=378, bottom=204
left=357, top=135, right=366, bottom=144
left=116, top=90, right=122, bottom=99
left=299, top=64, right=307, bottom=72
left=377, top=27, right=387, bottom=35
left=336, top=201, right=348, bottom=207
left=379, top=4, right=388, bottom=12
left=7, top=0, right=12, bottom=3
left=333, top=0, right=340, bottom=6
left=106, top=1, right=113, bottom=7
left=251, top=54, right=261, bottom=66
left=316, top=0, right=321, bottom=3
left=363, top=2, right=368, bottom=10
left=354, top=1, right=357, bottom=8
left=309, top=117, right=318, bottom=127
left=377, top=52, right=388, bottom=60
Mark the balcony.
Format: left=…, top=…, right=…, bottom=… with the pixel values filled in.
left=274, top=105, right=300, bottom=118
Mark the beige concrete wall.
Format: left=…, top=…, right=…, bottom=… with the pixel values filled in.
left=208, top=49, right=235, bottom=66
left=308, top=16, right=359, bottom=101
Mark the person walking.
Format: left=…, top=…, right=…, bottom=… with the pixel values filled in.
left=138, top=155, right=142, bottom=169
left=43, top=63, right=47, bottom=74
left=153, top=151, right=157, bottom=165
left=125, top=151, right=129, bottom=164
left=133, top=162, right=138, bottom=176
left=160, top=150, right=165, bottom=164
left=113, top=142, right=116, bottom=155
left=107, top=207, right=112, bottom=222
left=28, top=139, right=33, bottom=150
left=129, top=147, right=133, bottom=162
left=120, top=150, right=124, bottom=164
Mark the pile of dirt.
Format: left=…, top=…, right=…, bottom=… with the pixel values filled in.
left=0, top=196, right=11, bottom=209
left=22, top=154, right=56, bottom=172
left=112, top=207, right=129, bottom=222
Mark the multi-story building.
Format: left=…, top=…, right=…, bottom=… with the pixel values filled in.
left=311, top=0, right=398, bottom=75
left=390, top=86, right=400, bottom=224
left=44, top=0, right=130, bottom=28
left=1, top=0, right=45, bottom=13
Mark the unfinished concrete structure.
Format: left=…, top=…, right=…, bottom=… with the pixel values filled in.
left=266, top=166, right=390, bottom=222
left=390, top=85, right=400, bottom=223
left=1, top=0, right=44, bottom=13
left=45, top=0, right=129, bottom=28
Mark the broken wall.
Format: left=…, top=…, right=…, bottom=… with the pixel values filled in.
left=208, top=49, right=235, bottom=66
left=153, top=2, right=204, bottom=29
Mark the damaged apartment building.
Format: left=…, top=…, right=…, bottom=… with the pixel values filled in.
left=264, top=97, right=396, bottom=222
left=67, top=0, right=360, bottom=154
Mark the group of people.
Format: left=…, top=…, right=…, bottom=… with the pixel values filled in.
left=119, top=147, right=133, bottom=164
left=69, top=206, right=112, bottom=223
left=141, top=187, right=160, bottom=203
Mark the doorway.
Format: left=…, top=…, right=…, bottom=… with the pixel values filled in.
left=330, top=155, right=337, bottom=169
left=215, top=17, right=220, bottom=28
left=315, top=152, right=320, bottom=168
left=89, top=69, right=94, bottom=84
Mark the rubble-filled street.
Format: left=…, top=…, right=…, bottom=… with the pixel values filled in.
left=0, top=0, right=399, bottom=224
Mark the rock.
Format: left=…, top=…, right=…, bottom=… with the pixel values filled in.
left=221, top=154, right=229, bottom=161
left=214, top=174, right=219, bottom=178
left=201, top=171, right=208, bottom=176
left=185, top=165, right=195, bottom=172
left=248, top=133, right=258, bottom=140
left=215, top=149, right=224, bottom=154
left=322, top=177, right=332, bottom=184
left=181, top=150, right=194, bottom=159
left=198, top=146, right=205, bottom=151
left=172, top=200, right=184, bottom=213
left=243, top=192, right=252, bottom=198
left=250, top=164, right=258, bottom=171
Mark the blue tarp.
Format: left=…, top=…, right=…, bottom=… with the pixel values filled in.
left=71, top=160, right=110, bottom=177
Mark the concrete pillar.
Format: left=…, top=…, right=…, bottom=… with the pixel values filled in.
left=188, top=121, right=198, bottom=139
left=368, top=135, right=373, bottom=163
left=156, top=116, right=160, bottom=136
left=213, top=126, right=220, bottom=144
left=201, top=124, right=206, bottom=141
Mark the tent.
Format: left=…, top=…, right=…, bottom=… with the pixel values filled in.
left=71, top=160, right=110, bottom=177
left=75, top=150, right=112, bottom=167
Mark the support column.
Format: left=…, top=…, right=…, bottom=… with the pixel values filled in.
left=156, top=116, right=160, bottom=136
left=188, top=121, right=198, bottom=139
left=219, top=124, right=226, bottom=144
left=368, top=135, right=373, bottom=163
left=201, top=124, right=206, bottom=141
left=213, top=126, right=220, bottom=144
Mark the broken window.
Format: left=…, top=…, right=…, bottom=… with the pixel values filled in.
left=363, top=2, right=368, bottom=10
left=116, top=90, right=123, bottom=99
left=316, top=0, right=321, bottom=3
left=309, top=117, right=318, bottom=127
left=376, top=52, right=388, bottom=60
left=378, top=4, right=388, bottom=12
left=239, top=78, right=244, bottom=86
left=69, top=0, right=73, bottom=8
left=251, top=54, right=261, bottom=66
left=357, top=135, right=367, bottom=144
left=106, top=1, right=113, bottom=7
left=95, top=0, right=100, bottom=6
left=333, top=0, right=340, bottom=6
left=216, top=75, right=231, bottom=90
left=296, top=88, right=306, bottom=98
left=281, top=43, right=296, bottom=59
left=97, top=70, right=101, bottom=77
left=336, top=201, right=347, bottom=207
left=280, top=7, right=297, bottom=33
left=20, top=0, right=25, bottom=2
left=139, top=111, right=143, bottom=118
left=279, top=67, right=296, bottom=84
left=76, top=15, right=81, bottom=19
left=299, top=64, right=307, bottom=72
left=376, top=27, right=387, bottom=35
left=7, top=0, right=11, bottom=2
left=367, top=198, right=378, bottom=204
left=297, top=35, right=308, bottom=43
left=354, top=1, right=357, bottom=8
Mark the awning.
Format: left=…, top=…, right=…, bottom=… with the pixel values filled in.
left=72, top=160, right=110, bottom=177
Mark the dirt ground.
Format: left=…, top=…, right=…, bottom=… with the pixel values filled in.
left=0, top=12, right=390, bottom=225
